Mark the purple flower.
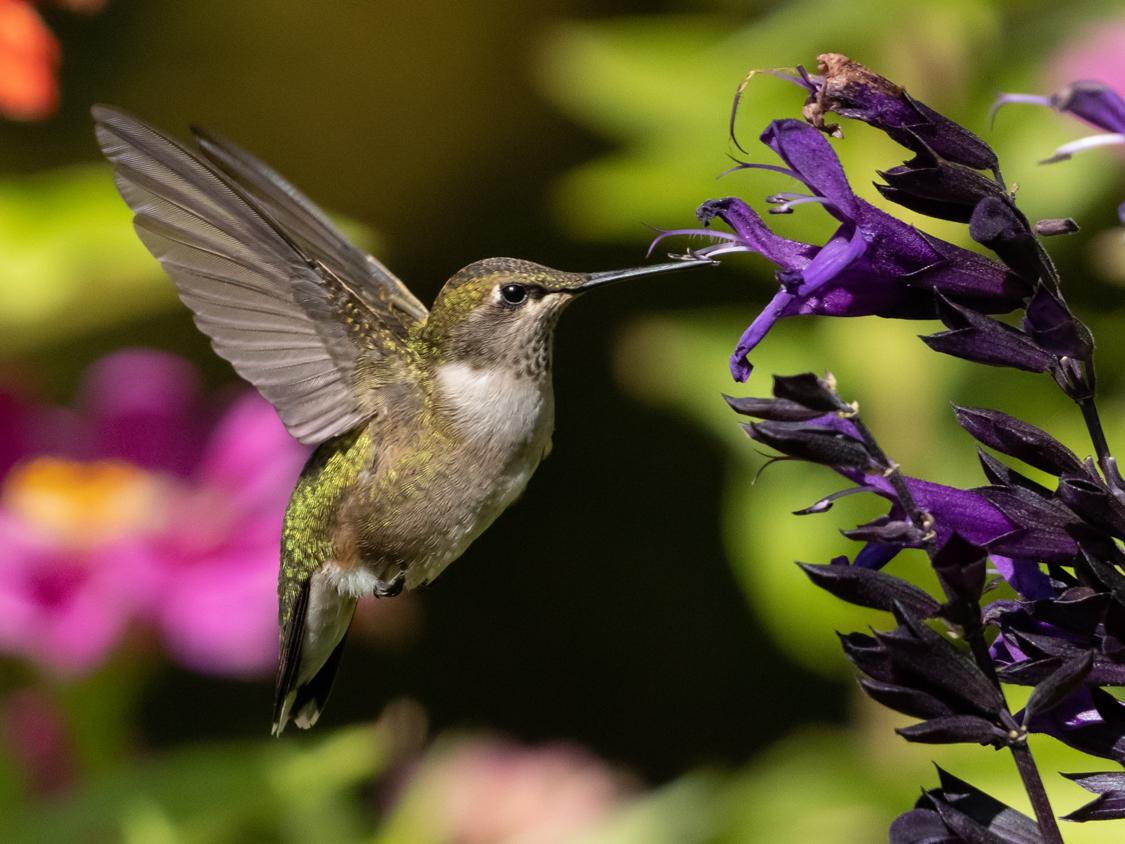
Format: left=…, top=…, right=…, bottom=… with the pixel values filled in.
left=660, top=119, right=1026, bottom=381
left=993, top=80, right=1125, bottom=164
left=731, top=394, right=1063, bottom=600
left=794, top=53, right=1001, bottom=177
left=0, top=350, right=307, bottom=676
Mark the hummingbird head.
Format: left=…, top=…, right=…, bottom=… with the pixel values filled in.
left=417, top=256, right=711, bottom=375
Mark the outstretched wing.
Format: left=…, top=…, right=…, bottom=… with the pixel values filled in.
left=93, top=105, right=426, bottom=445
left=189, top=124, right=427, bottom=325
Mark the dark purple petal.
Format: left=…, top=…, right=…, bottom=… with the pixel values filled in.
left=928, top=768, right=1041, bottom=843
left=843, top=515, right=929, bottom=546
left=858, top=677, right=953, bottom=720
left=790, top=226, right=868, bottom=295
left=759, top=119, right=858, bottom=219
left=969, top=196, right=1040, bottom=282
left=931, top=532, right=987, bottom=614
left=1063, top=792, right=1125, bottom=822
left=723, top=393, right=823, bottom=421
left=990, top=555, right=1054, bottom=601
left=730, top=289, right=796, bottom=381
left=878, top=610, right=1007, bottom=718
left=804, top=54, right=1000, bottom=175
left=979, top=486, right=1081, bottom=560
left=743, top=420, right=876, bottom=469
left=896, top=715, right=1010, bottom=747
left=1022, top=650, right=1094, bottom=724
left=888, top=808, right=960, bottom=844
left=696, top=197, right=816, bottom=268
left=1026, top=688, right=1125, bottom=761
left=877, top=157, right=1009, bottom=224
left=922, top=298, right=1052, bottom=373
left=830, top=466, right=1019, bottom=552
left=953, top=406, right=1083, bottom=477
left=1057, top=473, right=1125, bottom=538
left=798, top=561, right=941, bottom=617
left=771, top=372, right=848, bottom=412
left=977, top=451, right=1052, bottom=496
left=897, top=234, right=1028, bottom=311
left=854, top=542, right=900, bottom=570
left=1073, top=547, right=1125, bottom=612
left=1052, top=81, right=1125, bottom=133
left=1023, top=285, right=1093, bottom=361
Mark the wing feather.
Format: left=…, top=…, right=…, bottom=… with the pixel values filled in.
left=93, top=105, right=424, bottom=445
left=190, top=124, right=428, bottom=324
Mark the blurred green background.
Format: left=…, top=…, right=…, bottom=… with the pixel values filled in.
left=2, top=0, right=1125, bottom=841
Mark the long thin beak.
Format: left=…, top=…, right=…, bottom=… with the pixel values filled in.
left=574, top=257, right=716, bottom=291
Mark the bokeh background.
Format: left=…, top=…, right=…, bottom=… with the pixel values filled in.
left=2, top=0, right=1125, bottom=841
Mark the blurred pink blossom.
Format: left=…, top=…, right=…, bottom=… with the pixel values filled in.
left=398, top=736, right=631, bottom=844
left=1048, top=20, right=1125, bottom=95
left=0, top=349, right=307, bottom=676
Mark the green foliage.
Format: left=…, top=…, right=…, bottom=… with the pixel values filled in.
left=5, top=724, right=388, bottom=844
left=0, top=165, right=175, bottom=359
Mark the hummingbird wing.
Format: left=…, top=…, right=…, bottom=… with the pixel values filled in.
left=188, top=125, right=428, bottom=324
left=93, top=105, right=425, bottom=445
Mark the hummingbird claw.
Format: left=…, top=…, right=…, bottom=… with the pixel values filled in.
left=375, top=570, right=405, bottom=598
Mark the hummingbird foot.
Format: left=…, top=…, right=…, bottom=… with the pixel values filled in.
left=375, top=571, right=405, bottom=598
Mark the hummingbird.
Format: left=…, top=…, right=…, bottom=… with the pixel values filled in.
left=93, top=106, right=710, bottom=735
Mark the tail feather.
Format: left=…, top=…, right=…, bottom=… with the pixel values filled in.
left=272, top=574, right=357, bottom=735
left=291, top=635, right=349, bottom=730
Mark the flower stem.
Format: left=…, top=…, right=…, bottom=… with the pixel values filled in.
left=1078, top=397, right=1124, bottom=491
left=1011, top=742, right=1065, bottom=844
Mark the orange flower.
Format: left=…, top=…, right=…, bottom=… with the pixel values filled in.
left=0, top=0, right=58, bottom=120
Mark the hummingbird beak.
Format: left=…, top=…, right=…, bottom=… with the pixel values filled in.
left=572, top=257, right=717, bottom=292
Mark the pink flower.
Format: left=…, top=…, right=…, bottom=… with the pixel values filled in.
left=395, top=736, right=631, bottom=844
left=1048, top=19, right=1125, bottom=96
left=0, top=349, right=307, bottom=676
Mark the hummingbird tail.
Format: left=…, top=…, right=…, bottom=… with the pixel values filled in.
left=272, top=575, right=357, bottom=736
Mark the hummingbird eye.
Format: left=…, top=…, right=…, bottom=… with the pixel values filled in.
left=500, top=283, right=528, bottom=305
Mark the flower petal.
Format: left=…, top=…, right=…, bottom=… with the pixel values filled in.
left=729, top=289, right=797, bottom=381
left=759, top=119, right=858, bottom=220
left=696, top=197, right=814, bottom=268
left=1052, top=81, right=1125, bottom=133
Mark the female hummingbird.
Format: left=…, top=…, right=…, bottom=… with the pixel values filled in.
left=93, top=106, right=709, bottom=734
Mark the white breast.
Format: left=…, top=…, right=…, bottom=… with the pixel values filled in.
left=436, top=361, right=552, bottom=448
